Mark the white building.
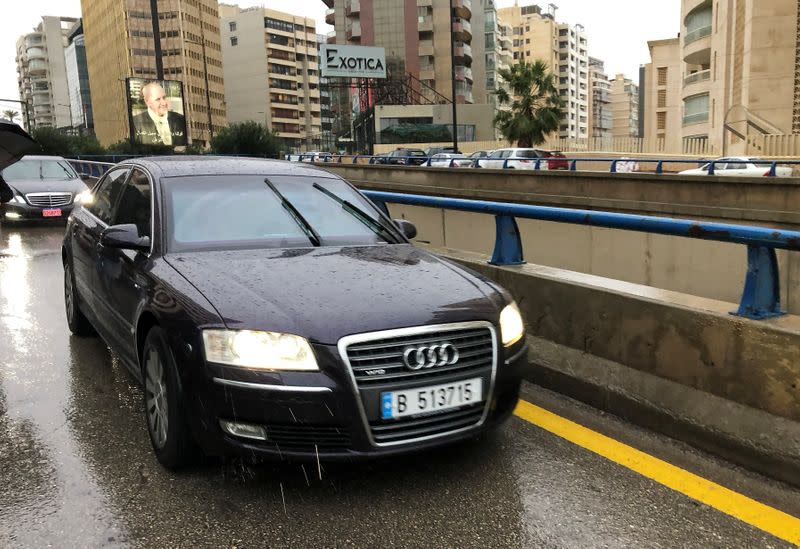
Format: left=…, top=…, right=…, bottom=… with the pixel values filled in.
left=556, top=23, right=589, bottom=139
left=15, top=16, right=78, bottom=130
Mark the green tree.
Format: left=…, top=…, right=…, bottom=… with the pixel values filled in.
left=30, top=127, right=106, bottom=156
left=3, top=110, right=19, bottom=123
left=493, top=61, right=563, bottom=147
left=211, top=121, right=283, bottom=157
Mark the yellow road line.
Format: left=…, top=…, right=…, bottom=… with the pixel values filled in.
left=514, top=399, right=800, bottom=546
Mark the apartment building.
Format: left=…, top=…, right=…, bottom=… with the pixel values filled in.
left=484, top=1, right=513, bottom=106
left=643, top=0, right=799, bottom=154
left=220, top=5, right=321, bottom=149
left=610, top=74, right=639, bottom=138
left=64, top=20, right=93, bottom=133
left=588, top=57, right=611, bottom=139
left=497, top=4, right=589, bottom=139
left=81, top=0, right=226, bottom=147
left=15, top=16, right=78, bottom=130
left=323, top=0, right=486, bottom=105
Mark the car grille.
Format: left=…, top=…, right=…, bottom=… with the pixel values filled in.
left=341, top=323, right=496, bottom=446
left=259, top=424, right=350, bottom=451
left=345, top=327, right=494, bottom=386
left=25, top=192, right=72, bottom=207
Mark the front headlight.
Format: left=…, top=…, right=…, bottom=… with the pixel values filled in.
left=202, top=329, right=319, bottom=371
left=500, top=302, right=524, bottom=347
left=75, top=190, right=93, bottom=205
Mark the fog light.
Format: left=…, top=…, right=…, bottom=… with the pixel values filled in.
left=219, top=419, right=267, bottom=441
left=5, top=212, right=21, bottom=220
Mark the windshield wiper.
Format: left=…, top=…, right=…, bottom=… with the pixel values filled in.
left=311, top=183, right=402, bottom=244
left=264, top=178, right=321, bottom=247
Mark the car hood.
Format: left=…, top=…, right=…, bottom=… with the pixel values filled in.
left=166, top=245, right=503, bottom=344
left=8, top=178, right=88, bottom=195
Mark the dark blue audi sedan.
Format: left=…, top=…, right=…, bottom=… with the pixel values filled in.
left=62, top=157, right=525, bottom=469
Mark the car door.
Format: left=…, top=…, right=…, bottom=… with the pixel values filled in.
left=70, top=167, right=130, bottom=314
left=722, top=159, right=750, bottom=176
left=94, top=167, right=154, bottom=364
left=484, top=149, right=506, bottom=169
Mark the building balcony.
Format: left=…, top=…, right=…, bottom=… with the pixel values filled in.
left=684, top=25, right=711, bottom=46
left=325, top=8, right=335, bottom=25
left=418, top=16, right=433, bottom=33
left=416, top=0, right=432, bottom=6
left=326, top=30, right=336, bottom=44
left=454, top=42, right=472, bottom=62
left=27, top=60, right=47, bottom=74
left=683, top=69, right=710, bottom=88
left=452, top=0, right=471, bottom=19
left=682, top=111, right=709, bottom=126
left=455, top=66, right=473, bottom=83
left=346, top=21, right=361, bottom=41
left=24, top=34, right=42, bottom=49
left=419, top=67, right=435, bottom=81
left=452, top=18, right=472, bottom=42
left=346, top=0, right=360, bottom=16
left=26, top=47, right=46, bottom=60
left=419, top=40, right=434, bottom=56
left=683, top=30, right=711, bottom=65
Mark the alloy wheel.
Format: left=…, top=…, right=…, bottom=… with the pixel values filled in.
left=145, top=348, right=169, bottom=449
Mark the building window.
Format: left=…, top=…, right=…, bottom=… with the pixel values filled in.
left=657, top=111, right=666, bottom=130
left=657, top=89, right=667, bottom=108
left=229, top=21, right=236, bottom=32
left=230, top=36, right=238, bottom=46
left=525, top=38, right=530, bottom=44
left=657, top=67, right=668, bottom=86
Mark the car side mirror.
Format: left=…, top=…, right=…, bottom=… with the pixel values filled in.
left=101, top=224, right=150, bottom=252
left=394, top=219, right=417, bottom=240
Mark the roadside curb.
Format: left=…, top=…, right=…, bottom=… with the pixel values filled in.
left=521, top=335, right=800, bottom=488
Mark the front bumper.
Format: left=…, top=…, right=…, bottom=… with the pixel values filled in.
left=180, top=333, right=525, bottom=460
left=1, top=201, right=75, bottom=222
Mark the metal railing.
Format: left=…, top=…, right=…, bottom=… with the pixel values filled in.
left=683, top=112, right=709, bottom=126
left=362, top=190, right=800, bottom=320
left=286, top=153, right=800, bottom=177
left=684, top=25, right=711, bottom=45
left=684, top=69, right=711, bottom=87
left=66, top=157, right=798, bottom=319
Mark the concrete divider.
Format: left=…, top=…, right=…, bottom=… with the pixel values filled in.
left=436, top=247, right=800, bottom=485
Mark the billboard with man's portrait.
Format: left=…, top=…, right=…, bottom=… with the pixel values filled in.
left=126, top=78, right=187, bottom=147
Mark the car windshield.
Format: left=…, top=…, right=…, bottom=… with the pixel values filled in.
left=404, top=150, right=426, bottom=156
left=2, top=159, right=78, bottom=181
left=164, top=175, right=397, bottom=252
left=515, top=150, right=540, bottom=159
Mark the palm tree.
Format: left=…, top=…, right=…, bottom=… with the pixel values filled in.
left=2, top=110, right=19, bottom=123
left=493, top=61, right=563, bottom=147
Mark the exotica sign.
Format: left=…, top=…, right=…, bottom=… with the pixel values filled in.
left=320, top=45, right=387, bottom=79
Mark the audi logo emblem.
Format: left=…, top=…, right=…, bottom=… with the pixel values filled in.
left=402, top=343, right=460, bottom=371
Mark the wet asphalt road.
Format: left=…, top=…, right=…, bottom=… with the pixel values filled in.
left=1, top=224, right=799, bottom=548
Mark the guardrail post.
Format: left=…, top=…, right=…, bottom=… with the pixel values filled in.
left=768, top=162, right=778, bottom=177
left=352, top=155, right=359, bottom=164
left=426, top=157, right=433, bottom=167
left=610, top=160, right=618, bottom=173
left=708, top=161, right=716, bottom=175
left=502, top=158, right=510, bottom=169
left=534, top=159, right=541, bottom=170
left=570, top=160, right=577, bottom=171
left=474, top=159, right=481, bottom=168
left=656, top=161, right=664, bottom=174
left=733, top=245, right=784, bottom=319
left=489, top=215, right=525, bottom=266
left=449, top=158, right=456, bottom=168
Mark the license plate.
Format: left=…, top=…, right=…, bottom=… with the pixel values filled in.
left=381, top=378, right=483, bottom=420
left=42, top=208, right=62, bottom=218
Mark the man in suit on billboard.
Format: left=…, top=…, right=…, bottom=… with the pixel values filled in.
left=131, top=82, right=187, bottom=146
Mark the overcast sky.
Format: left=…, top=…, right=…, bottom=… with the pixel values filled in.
left=2, top=0, right=679, bottom=115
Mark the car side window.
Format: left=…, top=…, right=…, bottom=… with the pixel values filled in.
left=726, top=162, right=746, bottom=170
left=112, top=168, right=152, bottom=238
left=87, top=168, right=130, bottom=224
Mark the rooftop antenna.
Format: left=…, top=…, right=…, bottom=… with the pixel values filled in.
left=548, top=3, right=557, bottom=18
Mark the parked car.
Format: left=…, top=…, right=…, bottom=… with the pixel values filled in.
left=480, top=148, right=568, bottom=170
left=386, top=148, right=428, bottom=166
left=678, top=157, right=793, bottom=177
left=463, top=150, right=493, bottom=167
left=299, top=151, right=332, bottom=163
left=1, top=155, right=89, bottom=223
left=428, top=152, right=469, bottom=167
left=62, top=157, right=526, bottom=468
left=424, top=146, right=462, bottom=158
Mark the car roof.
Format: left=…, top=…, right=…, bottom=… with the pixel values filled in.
left=119, top=155, right=340, bottom=179
left=20, top=155, right=68, bottom=161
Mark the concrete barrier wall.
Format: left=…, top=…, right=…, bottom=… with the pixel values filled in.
left=437, top=248, right=800, bottom=485
left=315, top=165, right=800, bottom=313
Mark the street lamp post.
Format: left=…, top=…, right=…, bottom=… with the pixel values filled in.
left=449, top=0, right=459, bottom=153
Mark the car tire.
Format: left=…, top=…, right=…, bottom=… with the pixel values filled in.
left=142, top=326, right=196, bottom=469
left=64, top=261, right=95, bottom=337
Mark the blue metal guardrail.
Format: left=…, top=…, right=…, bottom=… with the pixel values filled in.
left=67, top=158, right=796, bottom=320
left=289, top=153, right=800, bottom=176
left=362, top=190, right=800, bottom=321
